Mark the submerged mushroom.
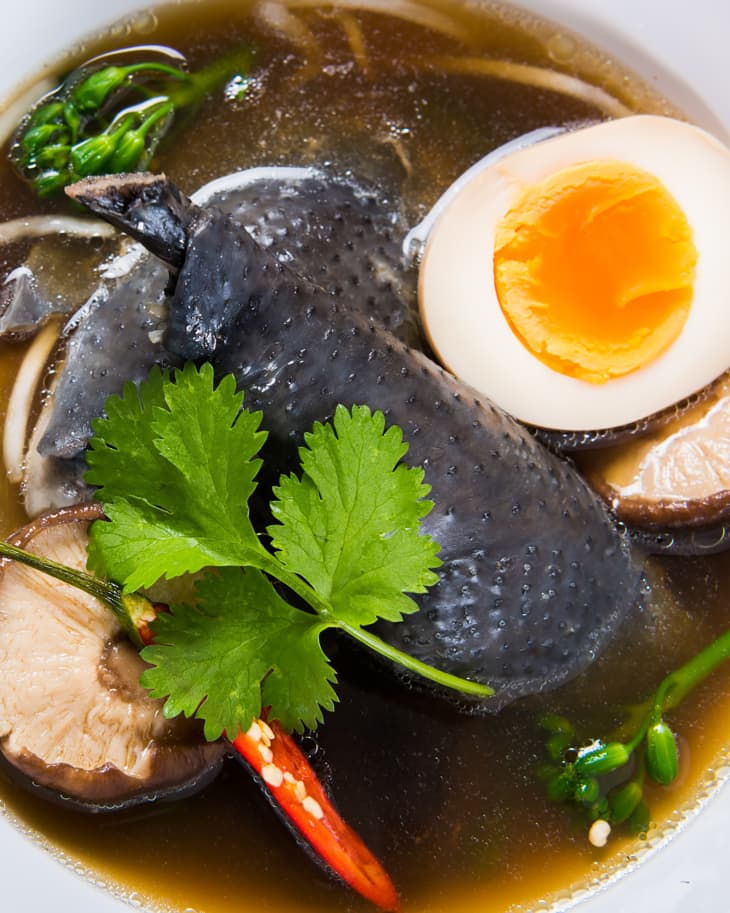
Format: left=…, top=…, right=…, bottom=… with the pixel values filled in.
left=0, top=503, right=226, bottom=810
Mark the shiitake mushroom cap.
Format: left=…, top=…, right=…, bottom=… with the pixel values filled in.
left=0, top=503, right=226, bottom=812
left=577, top=373, right=730, bottom=555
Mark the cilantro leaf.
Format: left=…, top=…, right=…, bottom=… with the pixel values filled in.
left=140, top=567, right=337, bottom=739
left=86, top=363, right=268, bottom=591
left=268, top=404, right=441, bottom=627
left=85, top=365, right=170, bottom=504
left=87, top=367, right=491, bottom=736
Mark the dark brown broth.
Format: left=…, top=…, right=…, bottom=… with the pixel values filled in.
left=0, top=3, right=728, bottom=913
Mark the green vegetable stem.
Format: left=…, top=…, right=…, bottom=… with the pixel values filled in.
left=0, top=538, right=148, bottom=649
left=11, top=45, right=253, bottom=196
left=539, top=628, right=730, bottom=838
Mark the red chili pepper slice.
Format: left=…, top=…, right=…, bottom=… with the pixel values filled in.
left=232, top=723, right=399, bottom=912
left=138, top=599, right=398, bottom=911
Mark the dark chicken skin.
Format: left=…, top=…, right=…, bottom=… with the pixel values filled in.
left=69, top=172, right=645, bottom=707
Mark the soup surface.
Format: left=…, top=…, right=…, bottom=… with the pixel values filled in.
left=1, top=3, right=729, bottom=913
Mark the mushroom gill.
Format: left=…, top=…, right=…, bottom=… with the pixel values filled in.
left=0, top=504, right=225, bottom=810
left=580, top=373, right=730, bottom=533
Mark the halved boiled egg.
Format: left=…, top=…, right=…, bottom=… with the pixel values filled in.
left=417, top=115, right=730, bottom=432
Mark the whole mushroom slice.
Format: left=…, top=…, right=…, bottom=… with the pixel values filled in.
left=0, top=503, right=226, bottom=810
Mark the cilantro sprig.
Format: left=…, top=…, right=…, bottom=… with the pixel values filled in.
left=85, top=363, right=493, bottom=739
left=144, top=568, right=338, bottom=738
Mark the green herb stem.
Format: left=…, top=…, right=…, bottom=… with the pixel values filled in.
left=654, top=628, right=730, bottom=715
left=252, top=552, right=330, bottom=611
left=0, top=540, right=143, bottom=648
left=337, top=619, right=494, bottom=698
left=252, top=550, right=494, bottom=699
left=118, top=62, right=191, bottom=82
left=168, top=47, right=254, bottom=107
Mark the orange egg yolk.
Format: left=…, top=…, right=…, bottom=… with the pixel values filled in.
left=493, top=160, right=698, bottom=384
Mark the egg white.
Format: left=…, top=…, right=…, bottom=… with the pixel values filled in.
left=419, top=115, right=730, bottom=431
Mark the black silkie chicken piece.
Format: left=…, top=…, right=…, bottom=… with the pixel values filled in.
left=39, top=173, right=416, bottom=463
left=68, top=173, right=645, bottom=708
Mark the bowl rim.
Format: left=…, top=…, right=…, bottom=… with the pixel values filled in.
left=1, top=2, right=729, bottom=912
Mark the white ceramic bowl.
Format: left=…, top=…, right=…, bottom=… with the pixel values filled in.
left=1, top=2, right=729, bottom=911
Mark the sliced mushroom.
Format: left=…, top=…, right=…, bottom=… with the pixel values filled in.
left=579, top=373, right=730, bottom=546
left=0, top=503, right=225, bottom=810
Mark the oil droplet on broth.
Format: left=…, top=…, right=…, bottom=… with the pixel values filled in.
left=131, top=11, right=159, bottom=36
left=547, top=32, right=577, bottom=64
